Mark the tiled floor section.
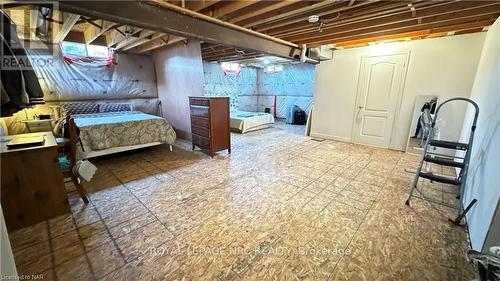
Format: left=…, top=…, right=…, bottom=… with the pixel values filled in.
left=8, top=123, right=474, bottom=280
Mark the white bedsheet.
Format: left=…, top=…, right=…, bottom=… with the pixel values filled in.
left=230, top=110, right=274, bottom=133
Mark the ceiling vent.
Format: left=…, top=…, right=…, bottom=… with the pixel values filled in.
left=308, top=44, right=334, bottom=61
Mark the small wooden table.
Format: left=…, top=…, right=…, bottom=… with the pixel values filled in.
left=1, top=132, right=70, bottom=231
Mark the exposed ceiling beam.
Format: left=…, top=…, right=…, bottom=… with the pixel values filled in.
left=135, top=34, right=186, bottom=53
left=53, top=1, right=301, bottom=60
left=115, top=29, right=156, bottom=50
left=241, top=0, right=340, bottom=28
left=105, top=26, right=142, bottom=47
left=83, top=19, right=118, bottom=44
left=229, top=0, right=300, bottom=24
left=51, top=12, right=79, bottom=43
left=283, top=3, right=500, bottom=43
left=121, top=32, right=164, bottom=51
left=272, top=1, right=494, bottom=39
left=203, top=51, right=261, bottom=62
left=201, top=46, right=239, bottom=56
left=254, top=0, right=379, bottom=33
left=307, top=18, right=495, bottom=47
left=267, top=1, right=422, bottom=37
left=200, top=44, right=227, bottom=52
left=209, top=0, right=260, bottom=19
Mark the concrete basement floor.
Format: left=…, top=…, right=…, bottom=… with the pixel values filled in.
left=8, top=122, right=474, bottom=280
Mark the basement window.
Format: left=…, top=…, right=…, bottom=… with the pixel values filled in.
left=264, top=65, right=283, bottom=73
left=61, top=42, right=87, bottom=57
left=61, top=41, right=110, bottom=58
left=221, top=62, right=241, bottom=76
left=87, top=45, right=109, bottom=58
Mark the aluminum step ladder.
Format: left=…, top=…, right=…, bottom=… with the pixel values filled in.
left=405, top=98, right=479, bottom=224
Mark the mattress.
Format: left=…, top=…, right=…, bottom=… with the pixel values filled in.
left=230, top=110, right=274, bottom=134
left=73, top=111, right=176, bottom=153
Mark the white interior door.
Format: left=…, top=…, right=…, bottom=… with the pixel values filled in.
left=353, top=53, right=408, bottom=148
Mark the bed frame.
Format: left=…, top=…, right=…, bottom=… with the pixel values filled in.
left=84, top=142, right=173, bottom=158
left=231, top=123, right=273, bottom=134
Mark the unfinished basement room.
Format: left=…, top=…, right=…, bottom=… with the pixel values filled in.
left=1, top=1, right=499, bottom=280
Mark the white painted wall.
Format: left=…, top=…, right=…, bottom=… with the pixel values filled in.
left=311, top=33, right=486, bottom=150
left=458, top=18, right=500, bottom=251
left=153, top=40, right=205, bottom=140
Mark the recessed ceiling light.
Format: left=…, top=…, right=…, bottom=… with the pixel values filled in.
left=308, top=15, right=319, bottom=23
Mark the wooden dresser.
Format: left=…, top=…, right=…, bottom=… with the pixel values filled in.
left=189, top=97, right=231, bottom=156
left=1, top=132, right=70, bottom=231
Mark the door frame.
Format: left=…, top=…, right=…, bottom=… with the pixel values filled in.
left=350, top=51, right=411, bottom=149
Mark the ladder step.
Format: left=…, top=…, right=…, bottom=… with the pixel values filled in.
left=419, top=172, right=461, bottom=185
left=423, top=155, right=465, bottom=168
left=428, top=140, right=469, bottom=150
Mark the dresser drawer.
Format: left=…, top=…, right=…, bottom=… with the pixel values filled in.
left=192, top=134, right=210, bottom=148
left=191, top=126, right=209, bottom=137
left=190, top=105, right=209, bottom=118
left=189, top=98, right=209, bottom=106
left=191, top=116, right=209, bottom=128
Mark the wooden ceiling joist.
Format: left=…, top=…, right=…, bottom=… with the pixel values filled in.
left=114, top=29, right=156, bottom=50
left=121, top=32, right=164, bottom=51
left=202, top=46, right=239, bottom=57
left=284, top=3, right=500, bottom=43
left=208, top=54, right=263, bottom=63
left=240, top=0, right=340, bottom=28
left=307, top=18, right=496, bottom=47
left=266, top=1, right=426, bottom=37
left=106, top=26, right=142, bottom=48
left=83, top=19, right=118, bottom=44
left=208, top=0, right=260, bottom=19
left=200, top=44, right=228, bottom=52
left=203, top=51, right=261, bottom=62
left=135, top=35, right=186, bottom=53
left=9, top=0, right=496, bottom=57
left=228, top=0, right=300, bottom=24
left=273, top=1, right=497, bottom=39
left=253, top=0, right=378, bottom=32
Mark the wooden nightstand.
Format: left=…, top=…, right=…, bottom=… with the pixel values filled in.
left=22, top=119, right=53, bottom=133
left=0, top=132, right=70, bottom=231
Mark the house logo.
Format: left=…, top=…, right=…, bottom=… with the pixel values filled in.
left=1, top=1, right=58, bottom=70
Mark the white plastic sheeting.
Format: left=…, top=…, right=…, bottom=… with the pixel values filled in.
left=257, top=63, right=315, bottom=118
left=202, top=62, right=315, bottom=118
left=203, top=62, right=257, bottom=110
left=27, top=47, right=158, bottom=101
left=3, top=46, right=160, bottom=135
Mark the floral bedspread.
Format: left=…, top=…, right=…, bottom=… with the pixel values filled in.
left=73, top=111, right=176, bottom=152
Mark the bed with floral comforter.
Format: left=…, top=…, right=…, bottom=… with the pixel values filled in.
left=73, top=111, right=176, bottom=157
